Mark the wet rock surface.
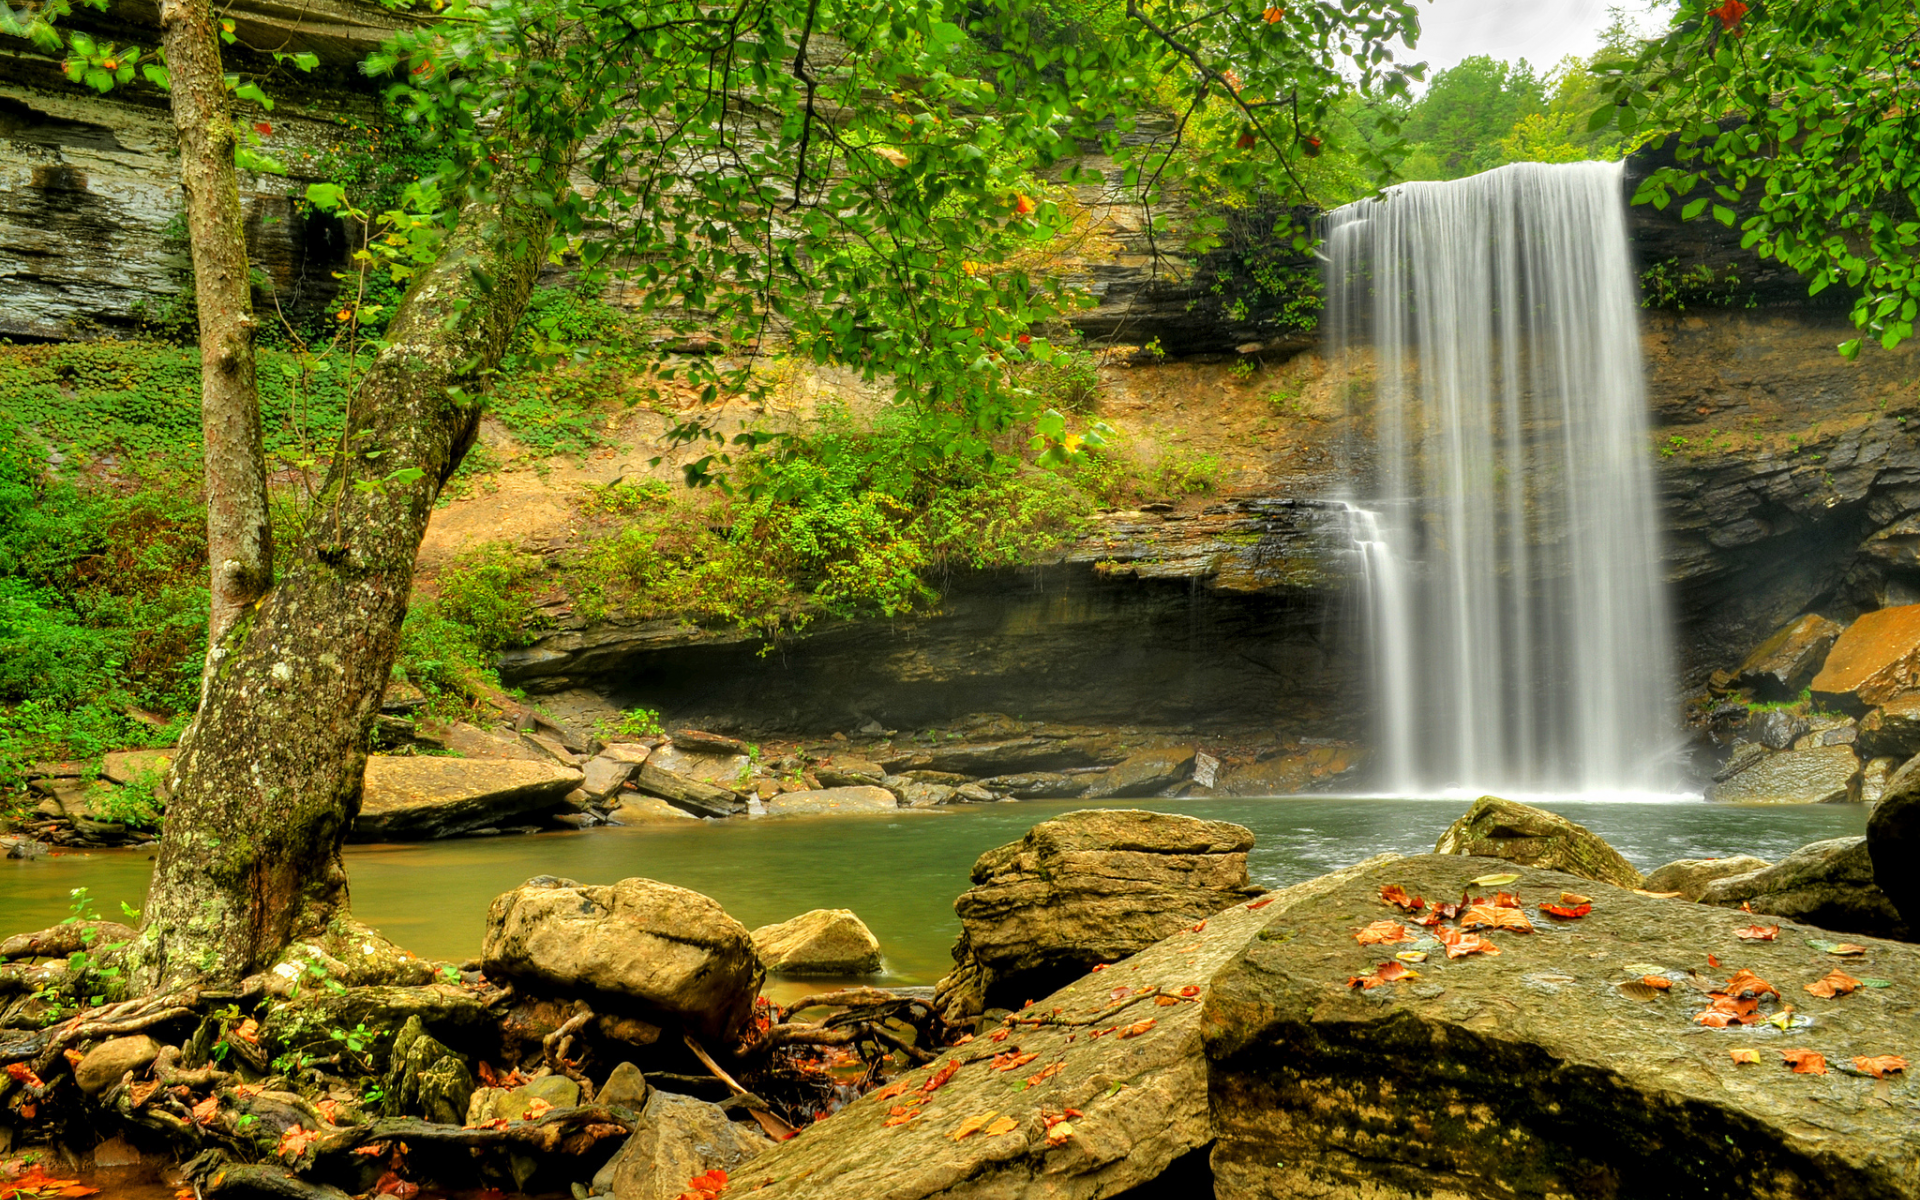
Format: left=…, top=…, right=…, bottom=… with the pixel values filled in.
left=1735, top=613, right=1844, bottom=698
left=1433, top=796, right=1643, bottom=888
left=1642, top=855, right=1771, bottom=902
left=483, top=877, right=763, bottom=1042
left=933, top=809, right=1261, bottom=1025
left=1203, top=854, right=1920, bottom=1200
left=1705, top=743, right=1861, bottom=804
left=763, top=786, right=898, bottom=816
left=1814, top=605, right=1920, bottom=712
left=354, top=756, right=585, bottom=841
left=1701, top=837, right=1910, bottom=940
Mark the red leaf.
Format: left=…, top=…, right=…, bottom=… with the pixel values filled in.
left=1539, top=903, right=1592, bottom=920
left=1735, top=924, right=1778, bottom=941
left=1854, top=1054, right=1907, bottom=1079
left=1708, top=953, right=1721, bottom=969
left=254, top=122, right=273, bottom=136
left=921, top=1060, right=960, bottom=1094
left=1708, top=0, right=1747, bottom=30
left=1247, top=898, right=1274, bottom=910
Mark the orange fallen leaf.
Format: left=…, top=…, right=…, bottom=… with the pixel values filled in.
left=1735, top=924, right=1778, bottom=941
left=1247, top=898, right=1274, bottom=910
left=950, top=1112, right=997, bottom=1140
left=1154, top=995, right=1181, bottom=1006
left=1720, top=969, right=1778, bottom=999
left=1045, top=1120, right=1075, bottom=1145
left=1461, top=905, right=1533, bottom=934
left=1560, top=892, right=1591, bottom=906
left=1779, top=1048, right=1827, bottom=1075
left=232, top=1018, right=260, bottom=1044
left=1190, top=921, right=1206, bottom=933
left=871, top=1081, right=910, bottom=1102
left=277, top=1124, right=320, bottom=1159
left=1708, top=953, right=1721, bottom=969
left=1119, top=1019, right=1156, bottom=1038
left=1803, top=969, right=1862, bottom=999
left=1348, top=959, right=1416, bottom=989
left=1729, top=1048, right=1761, bottom=1064
left=1539, top=902, right=1592, bottom=920
left=1355, top=920, right=1415, bottom=946
left=1492, top=891, right=1522, bottom=909
left=1026, top=1061, right=1065, bottom=1086
left=1437, top=929, right=1500, bottom=959
left=191, top=1096, right=219, bottom=1125
left=991, top=1052, right=1039, bottom=1072
left=1178, top=985, right=1201, bottom=997
left=1640, top=975, right=1672, bottom=990
left=983, top=1116, right=1020, bottom=1137
left=1853, top=1055, right=1907, bottom=1080
left=523, top=1097, right=553, bottom=1120
left=882, top=1105, right=922, bottom=1127
left=4, top=1064, right=43, bottom=1088
left=62, top=1050, right=84, bottom=1069
left=923, top=1060, right=961, bottom=1093
left=1379, top=884, right=1421, bottom=911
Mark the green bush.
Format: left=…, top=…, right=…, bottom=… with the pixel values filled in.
left=434, top=544, right=552, bottom=652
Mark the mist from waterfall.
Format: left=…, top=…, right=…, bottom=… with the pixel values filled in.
left=1325, top=160, right=1678, bottom=797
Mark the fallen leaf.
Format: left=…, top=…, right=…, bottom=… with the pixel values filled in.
left=1539, top=903, right=1592, bottom=920
left=991, top=1052, right=1039, bottom=1072
left=950, top=1112, right=998, bottom=1140
left=523, top=1097, right=553, bottom=1120
left=1616, top=981, right=1664, bottom=1002
left=1469, top=872, right=1521, bottom=887
left=1640, top=975, right=1672, bottom=990
left=1803, top=969, right=1862, bottom=999
left=1853, top=1055, right=1907, bottom=1080
left=882, top=1105, right=923, bottom=1127
left=1826, top=943, right=1869, bottom=957
left=277, top=1125, right=320, bottom=1159
left=1119, top=1019, right=1156, bottom=1038
left=872, top=1081, right=910, bottom=1102
left=1708, top=954, right=1721, bottom=969
left=1720, top=969, right=1778, bottom=999
left=1493, top=891, right=1522, bottom=909
left=1424, top=900, right=1461, bottom=920
left=1729, top=1048, right=1761, bottom=1064
left=1560, top=892, right=1591, bottom=905
left=1735, top=924, right=1779, bottom=941
left=1190, top=920, right=1207, bottom=933
left=983, top=1116, right=1020, bottom=1137
left=1461, top=905, right=1534, bottom=934
left=1396, top=950, right=1428, bottom=964
left=1349, top=960, right=1417, bottom=989
left=1634, top=889, right=1685, bottom=898
left=1178, top=986, right=1201, bottom=998
left=1153, top=995, right=1181, bottom=1006
left=232, top=1018, right=260, bottom=1044
left=1045, top=1120, right=1075, bottom=1145
left=922, top=1060, right=961, bottom=1094
left=1026, top=1061, right=1065, bottom=1086
left=1247, top=898, right=1274, bottom=910
left=990, top=1029, right=1011, bottom=1043
left=4, top=1064, right=43, bottom=1088
left=191, top=1096, right=219, bottom=1125
left=1779, top=1048, right=1827, bottom=1075
left=1355, top=920, right=1415, bottom=946
left=1379, top=885, right=1421, bottom=911
left=1438, top=930, right=1500, bottom=960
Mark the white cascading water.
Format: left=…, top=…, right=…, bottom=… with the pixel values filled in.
left=1325, top=160, right=1677, bottom=796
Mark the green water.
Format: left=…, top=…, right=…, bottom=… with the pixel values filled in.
left=1, top=799, right=1868, bottom=988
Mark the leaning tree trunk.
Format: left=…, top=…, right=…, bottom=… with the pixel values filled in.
left=157, top=0, right=272, bottom=653
left=129, top=151, right=563, bottom=993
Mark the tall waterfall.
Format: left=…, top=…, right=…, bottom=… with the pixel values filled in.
left=1325, top=160, right=1677, bottom=796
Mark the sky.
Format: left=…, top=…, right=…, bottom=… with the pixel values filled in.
left=1405, top=0, right=1669, bottom=76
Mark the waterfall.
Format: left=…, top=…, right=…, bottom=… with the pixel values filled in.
left=1325, top=160, right=1677, bottom=796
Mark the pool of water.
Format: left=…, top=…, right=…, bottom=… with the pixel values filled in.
left=1, top=798, right=1866, bottom=988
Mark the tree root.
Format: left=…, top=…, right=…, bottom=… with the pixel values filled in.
left=0, top=923, right=138, bottom=962
left=25, top=990, right=199, bottom=1075
left=541, top=1001, right=596, bottom=1101
left=202, top=1163, right=353, bottom=1200
left=0, top=962, right=68, bottom=996
left=304, top=1104, right=636, bottom=1160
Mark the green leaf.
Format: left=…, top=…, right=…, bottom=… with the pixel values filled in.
left=1585, top=105, right=1615, bottom=133
left=233, top=81, right=273, bottom=110
left=1712, top=205, right=1736, bottom=227
left=1681, top=198, right=1709, bottom=220
left=142, top=63, right=170, bottom=89
left=304, top=182, right=349, bottom=211
left=82, top=67, right=113, bottom=92
left=930, top=20, right=963, bottom=44
left=68, top=31, right=95, bottom=56
left=292, top=51, right=319, bottom=71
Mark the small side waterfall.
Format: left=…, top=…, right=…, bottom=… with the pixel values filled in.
left=1326, top=160, right=1677, bottom=796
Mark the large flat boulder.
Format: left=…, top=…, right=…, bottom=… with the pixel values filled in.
left=932, top=809, right=1261, bottom=1025
left=482, top=877, right=762, bottom=1042
left=751, top=909, right=883, bottom=975
left=730, top=857, right=1395, bottom=1200
left=1641, top=855, right=1771, bottom=902
left=1812, top=604, right=1920, bottom=712
left=1705, top=743, right=1861, bottom=803
left=353, top=756, right=583, bottom=840
left=1433, top=795, right=1642, bottom=888
left=1203, top=854, right=1920, bottom=1199
left=1869, top=761, right=1920, bottom=932
left=632, top=762, right=741, bottom=819
left=1700, top=837, right=1910, bottom=940
left=1735, top=613, right=1844, bottom=698
left=1082, top=746, right=1195, bottom=799
left=764, top=786, right=899, bottom=816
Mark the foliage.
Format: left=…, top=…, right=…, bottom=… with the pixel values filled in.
left=1596, top=0, right=1920, bottom=355
left=1640, top=259, right=1753, bottom=311
left=1397, top=56, right=1549, bottom=180
left=597, top=707, right=664, bottom=739
left=433, top=544, right=552, bottom=652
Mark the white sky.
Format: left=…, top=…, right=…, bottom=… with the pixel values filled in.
left=1404, top=0, right=1669, bottom=76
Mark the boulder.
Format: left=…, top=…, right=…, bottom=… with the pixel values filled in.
left=1862, top=755, right=1900, bottom=804
left=1082, top=746, right=1196, bottom=799
left=911, top=738, right=1117, bottom=777
left=1858, top=694, right=1920, bottom=758
left=979, top=772, right=1087, bottom=799
left=1811, top=603, right=1920, bottom=712
left=764, top=786, right=898, bottom=816
left=482, top=877, right=762, bottom=1042
left=467, top=1073, right=581, bottom=1125
left=610, top=796, right=700, bottom=824
left=1734, top=612, right=1844, bottom=698
left=580, top=755, right=639, bottom=802
left=593, top=1090, right=774, bottom=1200
left=932, top=809, right=1261, bottom=1025
left=1713, top=741, right=1770, bottom=782
left=669, top=729, right=754, bottom=756
left=100, top=748, right=174, bottom=788
left=381, top=1016, right=474, bottom=1125
left=750, top=910, right=883, bottom=975
left=1704, top=744, right=1860, bottom=803
left=895, top=781, right=957, bottom=808
left=632, top=762, right=741, bottom=819
left=1868, top=758, right=1920, bottom=933
left=729, top=858, right=1395, bottom=1200
left=1747, top=707, right=1808, bottom=750
left=814, top=759, right=886, bottom=788
left=1701, top=837, right=1909, bottom=939
left=1432, top=796, right=1642, bottom=888
left=73, top=1034, right=160, bottom=1094
left=599, top=1062, right=650, bottom=1111
left=1203, top=855, right=1920, bottom=1200
left=353, top=757, right=584, bottom=841
left=599, top=743, right=654, bottom=766
left=1640, top=855, right=1771, bottom=901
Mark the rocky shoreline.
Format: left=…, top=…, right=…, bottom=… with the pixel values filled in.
left=0, top=795, right=1914, bottom=1199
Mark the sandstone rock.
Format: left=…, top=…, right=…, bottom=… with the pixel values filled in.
left=1213, top=744, right=1359, bottom=796
left=1858, top=694, right=1920, bottom=758
left=814, top=758, right=886, bottom=788
left=952, top=783, right=998, bottom=803
left=467, top=1073, right=582, bottom=1125
left=74, top=1034, right=159, bottom=1094
left=1640, top=855, right=1771, bottom=901
left=914, top=738, right=1117, bottom=777
left=1735, top=612, right=1845, bottom=697
left=593, top=1090, right=774, bottom=1200
left=1869, top=764, right=1920, bottom=932
left=895, top=781, right=957, bottom=808
left=732, top=857, right=1395, bottom=1200
left=482, top=877, right=762, bottom=1041
left=519, top=731, right=582, bottom=768
left=933, top=809, right=1260, bottom=1025
left=750, top=910, right=882, bottom=976
left=1083, top=746, right=1195, bottom=799
left=1704, top=744, right=1860, bottom=803
left=100, top=748, right=173, bottom=787
left=1812, top=603, right=1920, bottom=712
left=670, top=729, right=753, bottom=756
left=765, top=786, right=898, bottom=815
left=580, top=755, right=638, bottom=802
left=1203, top=855, right=1920, bottom=1200
left=415, top=720, right=556, bottom=763
left=354, top=757, right=584, bottom=840
left=610, top=796, right=700, bottom=824
left=1747, top=707, right=1808, bottom=750
left=1433, top=796, right=1642, bottom=888
left=1701, top=836, right=1909, bottom=939
left=979, top=772, right=1087, bottom=799
left=1713, top=741, right=1770, bottom=782
left=599, top=1062, right=649, bottom=1111
left=598, top=742, right=654, bottom=765
left=1862, top=755, right=1900, bottom=804
left=632, top=762, right=741, bottom=819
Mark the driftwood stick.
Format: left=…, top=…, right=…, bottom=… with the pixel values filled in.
left=781, top=988, right=930, bottom=1016
left=683, top=1034, right=750, bottom=1096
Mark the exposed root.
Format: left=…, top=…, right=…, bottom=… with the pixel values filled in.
left=303, top=1104, right=636, bottom=1160
left=25, top=990, right=198, bottom=1075
left=0, top=923, right=138, bottom=961
left=542, top=1001, right=597, bottom=1101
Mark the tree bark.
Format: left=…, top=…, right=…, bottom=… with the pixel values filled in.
left=131, top=145, right=564, bottom=992
left=157, top=0, right=272, bottom=655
